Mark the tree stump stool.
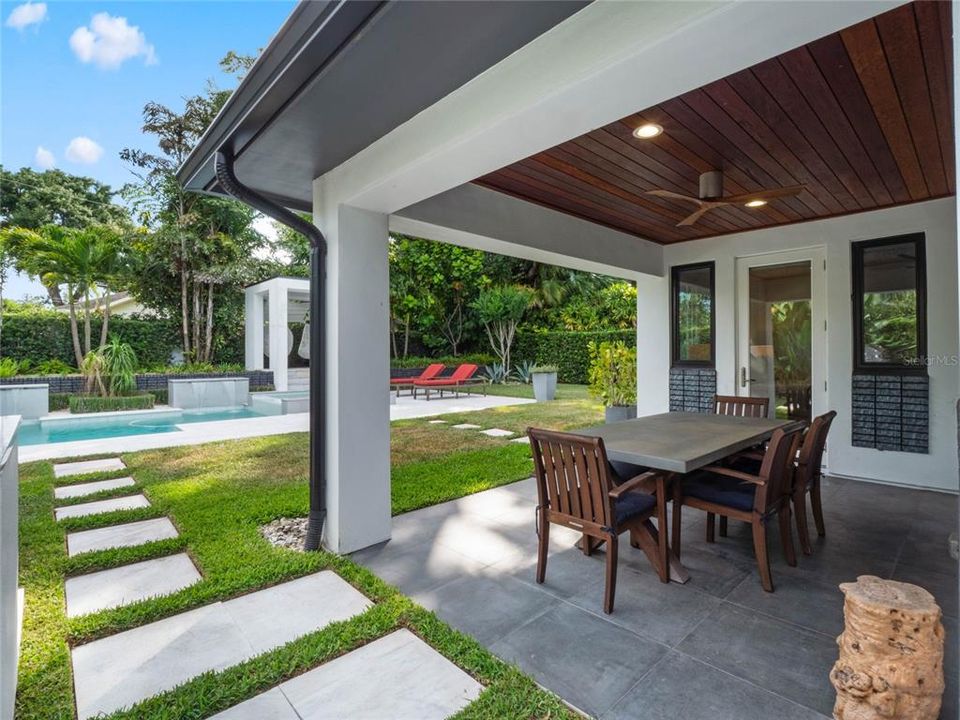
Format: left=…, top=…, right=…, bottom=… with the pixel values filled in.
left=831, top=575, right=944, bottom=720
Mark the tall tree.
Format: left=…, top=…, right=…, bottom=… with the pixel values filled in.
left=0, top=167, right=129, bottom=304
left=120, top=52, right=265, bottom=362
left=0, top=225, right=123, bottom=365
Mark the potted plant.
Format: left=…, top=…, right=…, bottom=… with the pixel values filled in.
left=531, top=365, right=558, bottom=402
left=587, top=341, right=637, bottom=423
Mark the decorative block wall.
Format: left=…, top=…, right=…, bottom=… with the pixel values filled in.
left=851, top=373, right=929, bottom=454
left=669, top=367, right=716, bottom=413
left=0, top=370, right=275, bottom=394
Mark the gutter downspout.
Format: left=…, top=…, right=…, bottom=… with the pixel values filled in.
left=215, top=149, right=327, bottom=551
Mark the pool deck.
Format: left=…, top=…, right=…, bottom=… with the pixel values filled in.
left=18, top=394, right=534, bottom=462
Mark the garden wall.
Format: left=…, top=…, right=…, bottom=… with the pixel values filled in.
left=0, top=370, right=274, bottom=395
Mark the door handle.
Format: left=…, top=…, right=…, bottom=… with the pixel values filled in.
left=740, top=367, right=756, bottom=387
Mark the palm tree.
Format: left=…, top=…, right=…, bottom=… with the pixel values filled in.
left=0, top=225, right=122, bottom=366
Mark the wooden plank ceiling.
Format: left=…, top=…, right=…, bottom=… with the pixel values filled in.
left=475, top=1, right=954, bottom=244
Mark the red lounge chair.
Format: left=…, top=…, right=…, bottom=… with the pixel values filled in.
left=413, top=363, right=486, bottom=400
left=390, top=363, right=444, bottom=397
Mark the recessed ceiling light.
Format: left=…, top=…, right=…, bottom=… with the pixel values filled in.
left=633, top=123, right=663, bottom=139
left=744, top=199, right=767, bottom=208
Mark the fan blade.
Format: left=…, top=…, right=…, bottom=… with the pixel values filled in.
left=724, top=185, right=804, bottom=204
left=645, top=189, right=703, bottom=205
left=677, top=203, right=721, bottom=226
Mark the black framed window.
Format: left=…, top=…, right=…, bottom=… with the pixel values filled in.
left=852, top=233, right=927, bottom=373
left=671, top=261, right=715, bottom=367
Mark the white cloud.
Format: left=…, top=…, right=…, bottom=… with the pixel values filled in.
left=5, top=2, right=47, bottom=30
left=69, top=12, right=156, bottom=69
left=65, top=136, right=103, bottom=164
left=34, top=145, right=55, bottom=169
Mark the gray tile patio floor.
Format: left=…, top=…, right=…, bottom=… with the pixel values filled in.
left=351, top=475, right=959, bottom=719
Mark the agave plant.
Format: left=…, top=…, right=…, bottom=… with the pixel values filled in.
left=512, top=361, right=535, bottom=384
left=483, top=362, right=508, bottom=384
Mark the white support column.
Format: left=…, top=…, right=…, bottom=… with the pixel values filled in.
left=636, top=273, right=670, bottom=417
left=245, top=291, right=265, bottom=370
left=268, top=283, right=289, bottom=391
left=314, top=188, right=392, bottom=554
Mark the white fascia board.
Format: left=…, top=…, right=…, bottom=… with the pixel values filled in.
left=390, top=184, right=662, bottom=280
left=321, top=0, right=904, bottom=215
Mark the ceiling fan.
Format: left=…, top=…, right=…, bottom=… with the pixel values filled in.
left=645, top=170, right=804, bottom=227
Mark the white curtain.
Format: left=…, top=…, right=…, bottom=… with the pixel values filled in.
left=298, top=322, right=310, bottom=360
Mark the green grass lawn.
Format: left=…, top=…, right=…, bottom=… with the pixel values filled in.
left=17, top=390, right=601, bottom=719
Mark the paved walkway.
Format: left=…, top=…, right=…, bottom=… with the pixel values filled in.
left=54, top=456, right=488, bottom=719
left=351, top=475, right=959, bottom=720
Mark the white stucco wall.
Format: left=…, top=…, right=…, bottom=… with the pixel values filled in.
left=638, top=197, right=959, bottom=493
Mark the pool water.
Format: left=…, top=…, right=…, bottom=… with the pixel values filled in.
left=19, top=407, right=270, bottom=446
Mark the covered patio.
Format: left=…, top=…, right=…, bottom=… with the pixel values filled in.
left=177, top=0, right=959, bottom=716
left=352, top=470, right=957, bottom=719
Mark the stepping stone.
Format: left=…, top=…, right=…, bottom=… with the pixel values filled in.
left=511, top=436, right=530, bottom=444
left=54, top=458, right=126, bottom=478
left=210, top=689, right=297, bottom=719
left=480, top=428, right=515, bottom=438
left=72, top=571, right=371, bottom=719
left=55, top=494, right=150, bottom=521
left=452, top=423, right=481, bottom=430
left=66, top=553, right=201, bottom=617
left=67, top=517, right=179, bottom=557
left=55, top=477, right=136, bottom=500
left=428, top=419, right=447, bottom=424
left=214, top=630, right=482, bottom=720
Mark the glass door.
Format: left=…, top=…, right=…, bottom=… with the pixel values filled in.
left=736, top=249, right=826, bottom=421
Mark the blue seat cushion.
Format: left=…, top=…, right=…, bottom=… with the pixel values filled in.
left=682, top=471, right=757, bottom=512
left=614, top=490, right=657, bottom=525
left=609, top=460, right=649, bottom=484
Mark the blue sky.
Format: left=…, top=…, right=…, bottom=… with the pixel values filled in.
left=1, top=0, right=296, bottom=298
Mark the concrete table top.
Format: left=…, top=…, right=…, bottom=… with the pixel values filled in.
left=577, top=412, right=800, bottom=474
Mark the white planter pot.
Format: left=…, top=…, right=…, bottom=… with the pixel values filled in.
left=605, top=405, right=637, bottom=423
left=532, top=372, right=557, bottom=402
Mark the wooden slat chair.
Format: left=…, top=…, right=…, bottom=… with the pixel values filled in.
left=725, top=410, right=837, bottom=555
left=528, top=427, right=669, bottom=614
left=792, top=410, right=837, bottom=554
left=672, top=425, right=803, bottom=592
left=713, top=394, right=770, bottom=538
left=714, top=394, right=770, bottom=418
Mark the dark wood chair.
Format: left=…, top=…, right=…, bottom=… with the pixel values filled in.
left=713, top=394, right=770, bottom=538
left=714, top=394, right=770, bottom=418
left=792, top=410, right=836, bottom=555
left=672, top=424, right=803, bottom=592
left=528, top=427, right=669, bottom=614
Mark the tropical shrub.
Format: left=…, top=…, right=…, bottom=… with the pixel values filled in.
left=587, top=340, right=637, bottom=408
left=0, top=358, right=19, bottom=378
left=49, top=393, right=70, bottom=412
left=99, top=337, right=138, bottom=396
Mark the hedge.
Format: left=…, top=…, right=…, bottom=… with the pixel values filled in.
left=389, top=353, right=495, bottom=370
left=513, top=330, right=636, bottom=384
left=68, top=394, right=156, bottom=414
left=0, top=313, right=245, bottom=366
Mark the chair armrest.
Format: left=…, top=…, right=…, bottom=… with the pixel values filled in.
left=609, top=471, right=661, bottom=498
left=728, top=449, right=764, bottom=462
left=699, top=465, right=765, bottom=486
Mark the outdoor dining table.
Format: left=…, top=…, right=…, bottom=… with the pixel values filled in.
left=576, top=411, right=802, bottom=583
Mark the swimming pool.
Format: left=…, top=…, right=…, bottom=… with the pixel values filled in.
left=19, top=407, right=270, bottom=446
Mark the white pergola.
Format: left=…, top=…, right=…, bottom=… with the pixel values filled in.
left=244, top=277, right=311, bottom=391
